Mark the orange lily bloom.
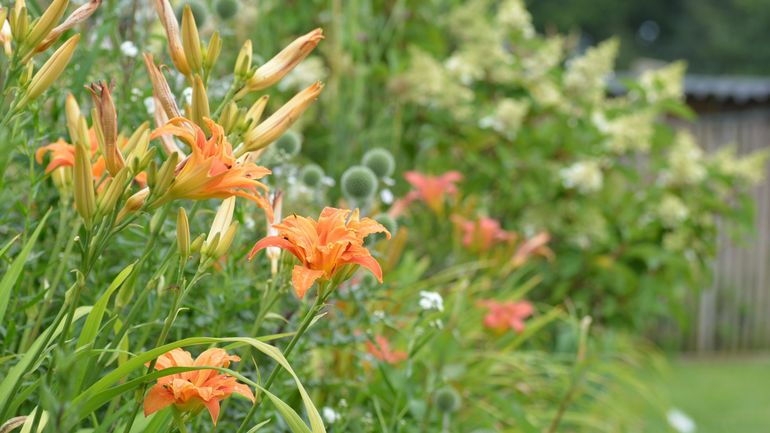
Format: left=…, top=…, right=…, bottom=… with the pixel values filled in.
left=366, top=335, right=407, bottom=365
left=452, top=215, right=515, bottom=253
left=403, top=171, right=463, bottom=213
left=143, top=348, right=254, bottom=425
left=249, top=207, right=390, bottom=298
left=35, top=130, right=147, bottom=187
left=150, top=117, right=273, bottom=220
left=478, top=300, right=534, bottom=334
left=512, top=232, right=554, bottom=267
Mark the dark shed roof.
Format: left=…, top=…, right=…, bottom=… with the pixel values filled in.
left=685, top=75, right=770, bottom=104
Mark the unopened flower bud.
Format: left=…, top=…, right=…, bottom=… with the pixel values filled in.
left=87, top=80, right=124, bottom=176
left=204, top=31, right=221, bottom=71
left=191, top=74, right=210, bottom=128
left=240, top=28, right=323, bottom=93
left=177, top=207, right=190, bottom=259
left=18, top=34, right=80, bottom=108
left=116, top=187, right=149, bottom=223
left=21, top=0, right=67, bottom=57
left=181, top=4, right=202, bottom=72
left=35, top=0, right=101, bottom=53
left=73, top=125, right=96, bottom=228
left=153, top=0, right=191, bottom=76
left=233, top=40, right=252, bottom=79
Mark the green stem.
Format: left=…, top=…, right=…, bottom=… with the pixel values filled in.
left=172, top=409, right=190, bottom=433
left=236, top=285, right=329, bottom=433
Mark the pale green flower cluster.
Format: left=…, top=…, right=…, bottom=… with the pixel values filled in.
left=560, top=160, right=604, bottom=193
left=563, top=39, right=619, bottom=104
left=658, top=194, right=690, bottom=227
left=710, top=146, right=769, bottom=184
left=479, top=98, right=529, bottom=138
left=597, top=110, right=655, bottom=153
left=663, top=131, right=707, bottom=185
left=639, top=61, right=686, bottom=102
left=497, top=0, right=535, bottom=39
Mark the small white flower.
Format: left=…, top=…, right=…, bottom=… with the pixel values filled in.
left=380, top=188, right=394, bottom=204
left=322, top=407, right=340, bottom=424
left=560, top=160, right=603, bottom=193
left=372, top=310, right=386, bottom=321
left=120, top=40, right=138, bottom=57
left=419, top=291, right=444, bottom=312
left=666, top=408, right=696, bottom=433
left=143, top=97, right=156, bottom=115
left=182, top=87, right=193, bottom=106
left=339, top=399, right=348, bottom=408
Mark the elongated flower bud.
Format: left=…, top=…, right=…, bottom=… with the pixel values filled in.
left=116, top=187, right=149, bottom=223
left=18, top=34, right=80, bottom=108
left=74, top=119, right=96, bottom=227
left=35, top=0, right=100, bottom=53
left=204, top=31, right=221, bottom=71
left=153, top=0, right=191, bottom=76
left=233, top=40, right=252, bottom=79
left=65, top=92, right=81, bottom=141
left=245, top=95, right=269, bottom=125
left=22, top=0, right=68, bottom=57
left=240, top=81, right=323, bottom=154
left=191, top=74, right=210, bottom=128
left=217, top=101, right=239, bottom=134
left=96, top=167, right=130, bottom=217
left=177, top=207, right=190, bottom=259
left=240, top=28, right=323, bottom=94
left=87, top=80, right=124, bottom=176
left=181, top=5, right=202, bottom=72
left=144, top=53, right=181, bottom=119
left=9, top=1, right=28, bottom=43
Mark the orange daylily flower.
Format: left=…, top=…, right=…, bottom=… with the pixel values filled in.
left=35, top=130, right=147, bottom=187
left=143, top=348, right=254, bottom=425
left=512, top=232, right=554, bottom=267
left=150, top=117, right=273, bottom=220
left=452, top=215, right=516, bottom=253
left=249, top=207, right=390, bottom=298
left=402, top=171, right=463, bottom=213
left=366, top=335, right=407, bottom=365
left=478, top=300, right=534, bottom=334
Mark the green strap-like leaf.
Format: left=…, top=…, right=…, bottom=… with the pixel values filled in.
left=0, top=209, right=51, bottom=326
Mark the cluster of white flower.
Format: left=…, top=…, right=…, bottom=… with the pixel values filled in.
left=662, top=131, right=706, bottom=185
left=658, top=194, right=689, bottom=227
left=479, top=98, right=529, bottom=139
left=710, top=145, right=768, bottom=184
left=563, top=39, right=619, bottom=103
left=639, top=62, right=686, bottom=103
left=419, top=291, right=444, bottom=312
left=560, top=160, right=604, bottom=193
left=522, top=36, right=564, bottom=79
left=497, top=0, right=535, bottom=39
left=120, top=40, right=138, bottom=57
left=598, top=110, right=655, bottom=154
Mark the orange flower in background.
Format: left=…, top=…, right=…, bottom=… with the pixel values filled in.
left=402, top=171, right=462, bottom=213
left=512, top=232, right=554, bottom=267
left=150, top=117, right=273, bottom=219
left=478, top=300, right=534, bottom=334
left=143, top=348, right=254, bottom=425
left=366, top=335, right=407, bottom=364
left=35, top=130, right=147, bottom=187
left=452, top=215, right=515, bottom=253
left=249, top=207, right=390, bottom=298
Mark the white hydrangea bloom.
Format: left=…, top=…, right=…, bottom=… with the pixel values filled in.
left=497, top=0, right=535, bottom=38
left=640, top=61, right=686, bottom=102
left=564, top=39, right=619, bottom=103
left=603, top=111, right=655, bottom=153
left=658, top=194, right=689, bottom=227
left=663, top=131, right=706, bottom=185
left=419, top=291, right=444, bottom=312
left=120, top=40, right=138, bottom=57
left=560, top=160, right=603, bottom=193
left=479, top=98, right=529, bottom=139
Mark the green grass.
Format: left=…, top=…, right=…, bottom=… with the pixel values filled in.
left=662, top=355, right=770, bottom=433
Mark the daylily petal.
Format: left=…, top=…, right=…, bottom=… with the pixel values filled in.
left=292, top=265, right=325, bottom=298
left=143, top=383, right=176, bottom=416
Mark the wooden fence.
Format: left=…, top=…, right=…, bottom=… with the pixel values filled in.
left=685, top=107, right=770, bottom=352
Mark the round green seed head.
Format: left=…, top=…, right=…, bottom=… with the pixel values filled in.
left=434, top=387, right=461, bottom=413
left=275, top=131, right=302, bottom=157
left=176, top=1, right=207, bottom=26
left=341, top=165, right=378, bottom=201
left=362, top=147, right=395, bottom=178
left=300, top=164, right=324, bottom=187
left=215, top=0, right=239, bottom=20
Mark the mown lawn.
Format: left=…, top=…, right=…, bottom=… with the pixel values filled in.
left=662, top=355, right=770, bottom=433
